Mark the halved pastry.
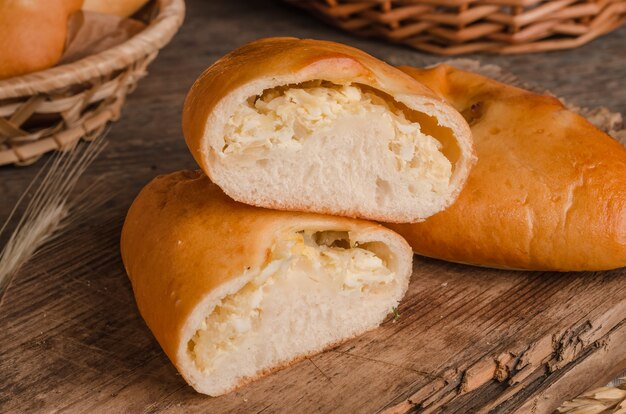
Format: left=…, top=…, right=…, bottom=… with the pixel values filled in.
left=388, top=65, right=626, bottom=271
left=182, top=37, right=475, bottom=223
left=120, top=170, right=413, bottom=396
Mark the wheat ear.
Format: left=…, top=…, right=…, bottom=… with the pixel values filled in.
left=0, top=138, right=107, bottom=299
left=557, top=378, right=626, bottom=414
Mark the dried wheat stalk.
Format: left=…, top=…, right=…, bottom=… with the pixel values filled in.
left=557, top=378, right=626, bottom=414
left=0, top=138, right=107, bottom=299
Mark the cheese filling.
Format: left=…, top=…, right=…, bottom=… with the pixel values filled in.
left=222, top=82, right=452, bottom=192
left=188, top=230, right=396, bottom=373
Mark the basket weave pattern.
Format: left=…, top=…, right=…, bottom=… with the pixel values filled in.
left=284, top=0, right=626, bottom=55
left=0, top=0, right=184, bottom=167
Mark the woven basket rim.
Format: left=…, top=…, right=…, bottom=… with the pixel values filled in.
left=0, top=0, right=185, bottom=100
left=285, top=0, right=626, bottom=55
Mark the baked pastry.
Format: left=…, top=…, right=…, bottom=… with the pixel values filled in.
left=0, top=0, right=83, bottom=79
left=120, top=170, right=413, bottom=396
left=183, top=37, right=475, bottom=223
left=83, top=0, right=150, bottom=17
left=388, top=64, right=626, bottom=271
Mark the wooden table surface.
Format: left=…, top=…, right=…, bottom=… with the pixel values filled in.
left=2, top=1, right=626, bottom=413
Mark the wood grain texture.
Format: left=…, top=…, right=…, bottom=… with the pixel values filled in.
left=1, top=1, right=626, bottom=413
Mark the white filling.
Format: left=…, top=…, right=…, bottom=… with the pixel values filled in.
left=188, top=230, right=396, bottom=373
left=222, top=83, right=452, bottom=193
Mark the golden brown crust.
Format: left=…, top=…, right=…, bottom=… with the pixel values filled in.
left=120, top=170, right=404, bottom=369
left=82, top=0, right=150, bottom=17
left=0, top=0, right=83, bottom=79
left=181, top=38, right=475, bottom=221
left=388, top=65, right=626, bottom=271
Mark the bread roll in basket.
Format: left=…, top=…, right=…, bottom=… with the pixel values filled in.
left=0, top=0, right=83, bottom=80
left=0, top=0, right=184, bottom=167
left=120, top=170, right=413, bottom=396
left=183, top=37, right=475, bottom=223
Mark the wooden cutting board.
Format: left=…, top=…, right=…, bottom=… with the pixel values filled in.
left=1, top=1, right=626, bottom=413
left=1, top=212, right=625, bottom=413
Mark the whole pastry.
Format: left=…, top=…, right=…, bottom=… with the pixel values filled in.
left=121, top=170, right=413, bottom=396
left=183, top=37, right=475, bottom=223
left=388, top=65, right=626, bottom=271
left=0, top=0, right=83, bottom=79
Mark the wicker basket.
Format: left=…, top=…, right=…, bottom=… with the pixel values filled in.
left=284, top=0, right=626, bottom=55
left=0, top=0, right=185, bottom=167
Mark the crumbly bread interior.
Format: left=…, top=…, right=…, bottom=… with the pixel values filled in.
left=219, top=81, right=453, bottom=204
left=185, top=230, right=404, bottom=394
